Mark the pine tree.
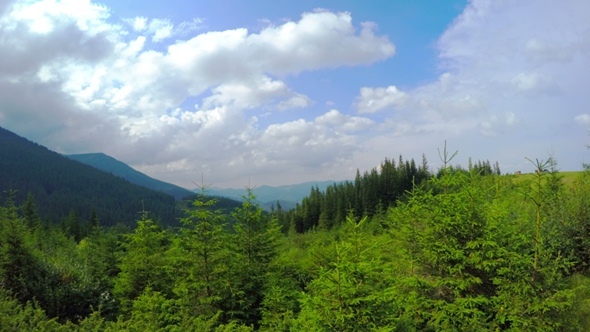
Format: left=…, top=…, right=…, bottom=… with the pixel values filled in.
left=224, top=188, right=281, bottom=326
left=295, top=213, right=397, bottom=330
left=114, top=210, right=173, bottom=314
left=62, top=209, right=82, bottom=242
left=171, top=186, right=229, bottom=317
left=21, top=193, right=40, bottom=228
left=0, top=189, right=44, bottom=307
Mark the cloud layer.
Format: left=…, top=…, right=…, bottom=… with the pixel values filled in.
left=354, top=0, right=590, bottom=174
left=1, top=0, right=589, bottom=188
left=0, top=1, right=393, bottom=187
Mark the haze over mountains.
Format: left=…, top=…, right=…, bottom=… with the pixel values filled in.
left=1, top=126, right=342, bottom=216
left=66, top=153, right=194, bottom=201
left=206, top=181, right=338, bottom=210
left=68, top=152, right=340, bottom=210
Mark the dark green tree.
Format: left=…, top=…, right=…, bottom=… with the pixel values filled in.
left=113, top=210, right=173, bottom=314
left=223, top=188, right=281, bottom=326
left=21, top=193, right=41, bottom=228
left=171, top=186, right=229, bottom=318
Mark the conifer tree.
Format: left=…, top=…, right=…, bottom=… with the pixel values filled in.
left=223, top=188, right=281, bottom=326
left=0, top=189, right=46, bottom=310
left=171, top=186, right=229, bottom=317
left=114, top=210, right=173, bottom=314
left=21, top=193, right=40, bottom=228
left=295, top=213, right=397, bottom=331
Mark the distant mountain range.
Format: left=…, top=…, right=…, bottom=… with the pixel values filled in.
left=66, top=153, right=193, bottom=200
left=205, top=181, right=340, bottom=210
left=65, top=153, right=345, bottom=211
left=65, top=153, right=338, bottom=209
left=0, top=125, right=341, bottom=228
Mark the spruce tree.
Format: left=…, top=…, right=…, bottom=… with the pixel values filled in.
left=224, top=188, right=281, bottom=326
left=171, top=186, right=229, bottom=317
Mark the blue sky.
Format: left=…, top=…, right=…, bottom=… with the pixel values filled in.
left=1, top=0, right=589, bottom=188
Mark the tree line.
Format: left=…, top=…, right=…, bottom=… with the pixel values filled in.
left=274, top=155, right=499, bottom=233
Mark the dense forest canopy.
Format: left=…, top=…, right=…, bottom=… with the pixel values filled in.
left=2, top=149, right=590, bottom=331
left=0, top=127, right=179, bottom=227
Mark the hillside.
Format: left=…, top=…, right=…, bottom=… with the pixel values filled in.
left=0, top=127, right=178, bottom=227
left=66, top=153, right=193, bottom=200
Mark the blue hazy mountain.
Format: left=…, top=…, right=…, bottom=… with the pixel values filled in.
left=66, top=153, right=193, bottom=200
left=66, top=153, right=341, bottom=209
left=204, top=181, right=341, bottom=210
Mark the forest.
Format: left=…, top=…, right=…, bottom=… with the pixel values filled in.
left=0, top=126, right=180, bottom=227
left=2, top=153, right=590, bottom=331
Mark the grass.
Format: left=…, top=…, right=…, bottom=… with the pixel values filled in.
left=509, top=171, right=584, bottom=186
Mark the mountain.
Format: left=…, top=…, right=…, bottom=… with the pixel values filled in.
left=66, top=153, right=193, bottom=200
left=0, top=127, right=178, bottom=227
left=205, top=180, right=341, bottom=210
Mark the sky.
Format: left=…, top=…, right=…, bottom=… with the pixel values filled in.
left=1, top=0, right=590, bottom=189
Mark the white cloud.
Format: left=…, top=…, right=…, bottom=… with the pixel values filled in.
left=201, top=76, right=310, bottom=111
left=251, top=115, right=358, bottom=170
left=315, top=109, right=374, bottom=132
left=575, top=114, right=590, bottom=125
left=4, top=0, right=589, bottom=187
left=245, top=11, right=395, bottom=74
left=177, top=18, right=204, bottom=35
left=355, top=86, right=408, bottom=113
left=276, top=94, right=312, bottom=111
left=131, top=17, right=147, bottom=31
left=148, top=18, right=173, bottom=42
left=479, top=112, right=519, bottom=137
left=126, top=17, right=179, bottom=42
left=0, top=2, right=396, bottom=187
left=349, top=0, right=590, bottom=175
left=8, top=0, right=111, bottom=35
left=510, top=72, right=560, bottom=95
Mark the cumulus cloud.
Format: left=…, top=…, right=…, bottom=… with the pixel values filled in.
left=575, top=114, right=590, bottom=125
left=510, top=72, right=561, bottom=95
left=352, top=0, right=590, bottom=174
left=276, top=94, right=312, bottom=111
left=148, top=18, right=173, bottom=42
left=479, top=112, right=520, bottom=137
left=3, top=0, right=589, bottom=187
left=355, top=86, right=408, bottom=113
left=0, top=1, right=395, bottom=187
left=251, top=113, right=359, bottom=170
left=131, top=17, right=147, bottom=31
left=315, top=109, right=374, bottom=132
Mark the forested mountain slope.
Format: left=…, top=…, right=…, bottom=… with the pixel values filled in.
left=0, top=127, right=177, bottom=226
left=66, top=152, right=193, bottom=200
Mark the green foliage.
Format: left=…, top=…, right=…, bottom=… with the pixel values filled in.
left=280, top=155, right=430, bottom=233
left=0, top=289, right=67, bottom=331
left=296, top=213, right=398, bottom=331
left=222, top=188, right=282, bottom=326
left=0, top=126, right=178, bottom=228
left=114, top=211, right=173, bottom=314
left=1, top=152, right=590, bottom=330
left=259, top=271, right=299, bottom=331
left=390, top=168, right=576, bottom=330
left=171, top=187, right=230, bottom=318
